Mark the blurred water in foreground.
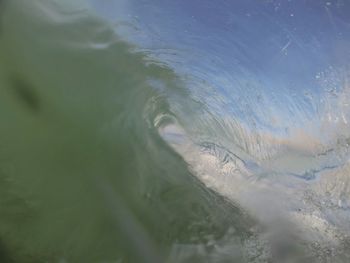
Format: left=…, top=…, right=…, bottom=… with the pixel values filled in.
left=0, top=0, right=350, bottom=262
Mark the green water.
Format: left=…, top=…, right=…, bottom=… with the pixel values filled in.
left=1, top=1, right=350, bottom=262
left=0, top=1, right=253, bottom=262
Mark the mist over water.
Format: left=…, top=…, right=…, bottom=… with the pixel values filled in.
left=0, top=0, right=350, bottom=262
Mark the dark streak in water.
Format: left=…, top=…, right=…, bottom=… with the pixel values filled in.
left=0, top=0, right=4, bottom=35
left=200, top=142, right=247, bottom=166
left=0, top=239, right=14, bottom=263
left=289, top=165, right=338, bottom=181
left=9, top=75, right=41, bottom=113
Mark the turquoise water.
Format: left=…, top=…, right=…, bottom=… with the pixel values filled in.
left=0, top=0, right=350, bottom=262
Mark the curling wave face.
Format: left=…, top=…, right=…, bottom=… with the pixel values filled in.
left=0, top=0, right=350, bottom=262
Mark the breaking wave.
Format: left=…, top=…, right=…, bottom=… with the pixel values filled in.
left=0, top=0, right=350, bottom=262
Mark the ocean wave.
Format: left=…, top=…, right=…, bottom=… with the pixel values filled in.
left=0, top=0, right=350, bottom=262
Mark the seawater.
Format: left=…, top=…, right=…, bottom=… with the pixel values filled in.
left=0, top=0, right=350, bottom=262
